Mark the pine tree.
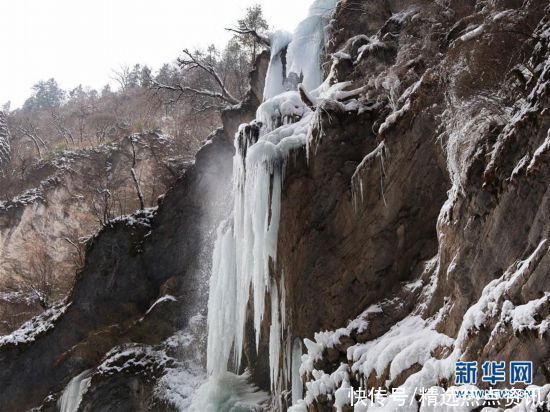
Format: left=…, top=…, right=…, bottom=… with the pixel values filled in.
left=235, top=4, right=269, bottom=65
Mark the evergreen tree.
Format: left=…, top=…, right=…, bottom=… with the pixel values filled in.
left=235, top=4, right=269, bottom=64
left=23, top=78, right=65, bottom=111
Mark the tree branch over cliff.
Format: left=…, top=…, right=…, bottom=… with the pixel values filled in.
left=174, top=48, right=240, bottom=105
left=225, top=24, right=271, bottom=48
left=151, top=80, right=239, bottom=105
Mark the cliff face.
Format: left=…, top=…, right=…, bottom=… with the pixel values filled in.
left=0, top=133, right=233, bottom=411
left=275, top=0, right=550, bottom=409
left=0, top=132, right=180, bottom=334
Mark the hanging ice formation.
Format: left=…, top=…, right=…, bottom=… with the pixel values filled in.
left=203, top=0, right=338, bottom=403
left=57, top=369, right=92, bottom=412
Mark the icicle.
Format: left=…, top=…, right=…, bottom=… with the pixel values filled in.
left=263, top=30, right=293, bottom=100
left=201, top=0, right=338, bottom=405
left=206, top=222, right=237, bottom=376
left=286, top=0, right=338, bottom=91
left=58, top=369, right=92, bottom=412
left=236, top=140, right=283, bottom=351
left=269, top=280, right=281, bottom=393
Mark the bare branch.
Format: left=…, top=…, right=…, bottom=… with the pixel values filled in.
left=225, top=25, right=271, bottom=48
left=176, top=49, right=240, bottom=105
left=16, top=122, right=46, bottom=159
left=151, top=79, right=240, bottom=105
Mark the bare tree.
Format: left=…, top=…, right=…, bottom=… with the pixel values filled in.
left=0, top=111, right=11, bottom=172
left=152, top=48, right=240, bottom=107
left=15, top=120, right=47, bottom=159
left=5, top=244, right=58, bottom=310
left=128, top=135, right=145, bottom=210
left=49, top=109, right=75, bottom=146
left=62, top=232, right=86, bottom=269
left=111, top=65, right=132, bottom=92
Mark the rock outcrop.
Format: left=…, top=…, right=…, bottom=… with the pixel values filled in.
left=0, top=132, right=181, bottom=334
left=0, top=131, right=233, bottom=411
left=271, top=0, right=550, bottom=409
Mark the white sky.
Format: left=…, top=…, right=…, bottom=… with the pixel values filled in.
left=0, top=0, right=311, bottom=108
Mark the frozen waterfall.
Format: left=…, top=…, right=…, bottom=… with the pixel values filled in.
left=193, top=0, right=337, bottom=409
left=57, top=369, right=92, bottom=412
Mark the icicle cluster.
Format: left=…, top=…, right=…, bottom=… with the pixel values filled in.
left=203, top=0, right=339, bottom=406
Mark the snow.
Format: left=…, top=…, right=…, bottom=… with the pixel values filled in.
left=154, top=364, right=205, bottom=410
left=256, top=91, right=309, bottom=132
left=511, top=154, right=530, bottom=179
left=291, top=338, right=304, bottom=405
left=0, top=290, right=36, bottom=305
left=444, top=106, right=495, bottom=191
left=457, top=239, right=548, bottom=346
left=154, top=323, right=207, bottom=410
left=0, top=111, right=10, bottom=170
left=188, top=371, right=268, bottom=412
left=334, top=382, right=352, bottom=412
left=145, top=295, right=176, bottom=315
left=97, top=344, right=172, bottom=376
left=356, top=37, right=388, bottom=64
left=527, top=128, right=550, bottom=174
left=0, top=301, right=70, bottom=346
left=109, top=207, right=157, bottom=229
left=499, top=293, right=550, bottom=336
left=348, top=316, right=454, bottom=385
left=296, top=305, right=450, bottom=407
left=288, top=400, right=309, bottom=412
left=0, top=187, right=45, bottom=211
left=304, top=369, right=338, bottom=404
left=459, top=25, right=485, bottom=42
left=402, top=240, right=549, bottom=390
left=290, top=244, right=549, bottom=409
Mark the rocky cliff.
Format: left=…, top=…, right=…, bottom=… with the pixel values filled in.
left=0, top=0, right=549, bottom=411
left=0, top=131, right=182, bottom=334
left=220, top=0, right=550, bottom=409
left=277, top=0, right=550, bottom=410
